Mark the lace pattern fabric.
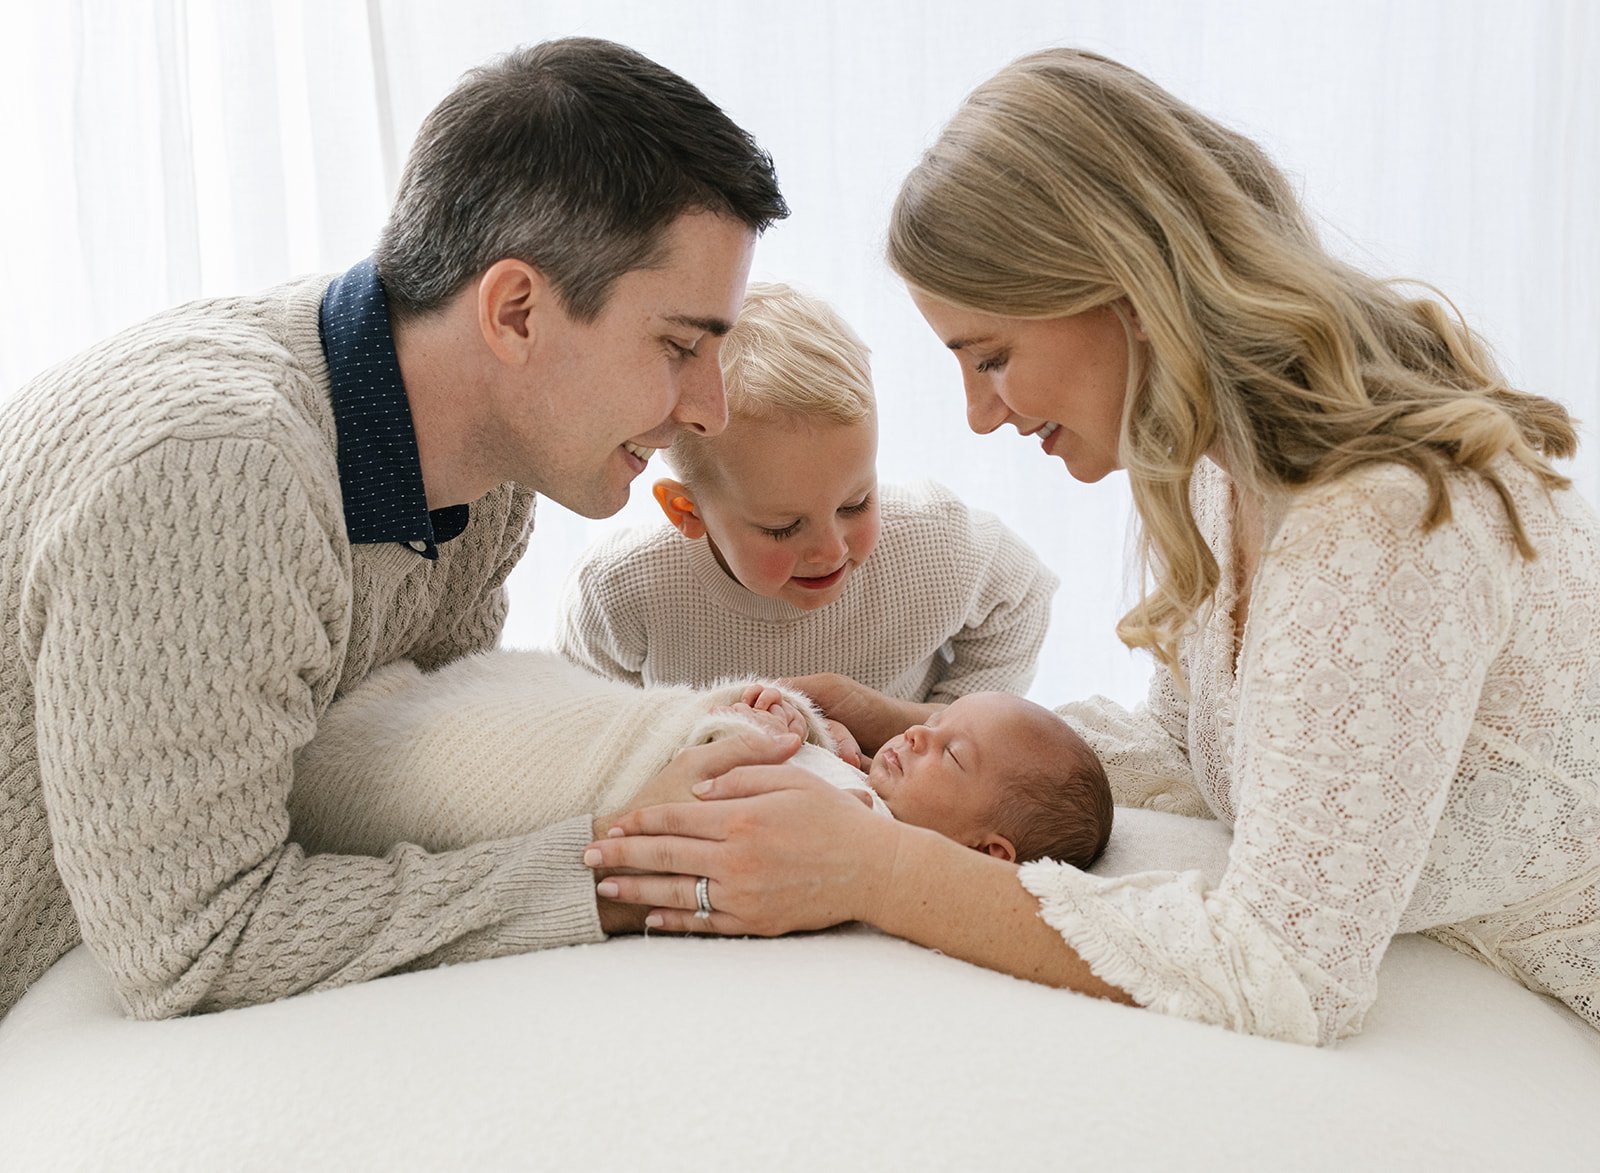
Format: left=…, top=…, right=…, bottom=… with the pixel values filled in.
left=1035, top=457, right=1600, bottom=1044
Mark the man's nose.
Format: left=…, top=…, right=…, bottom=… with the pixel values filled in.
left=673, top=357, right=729, bottom=437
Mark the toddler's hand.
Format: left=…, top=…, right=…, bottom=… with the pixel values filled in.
left=824, top=718, right=866, bottom=770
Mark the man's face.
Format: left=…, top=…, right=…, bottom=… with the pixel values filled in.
left=492, top=210, right=757, bottom=518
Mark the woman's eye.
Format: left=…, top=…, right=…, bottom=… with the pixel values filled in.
left=760, top=520, right=802, bottom=540
left=974, top=354, right=1007, bottom=374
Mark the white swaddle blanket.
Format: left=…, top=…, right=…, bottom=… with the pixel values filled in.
left=289, top=649, right=883, bottom=856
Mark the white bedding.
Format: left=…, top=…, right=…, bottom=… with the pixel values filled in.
left=2, top=808, right=1596, bottom=1172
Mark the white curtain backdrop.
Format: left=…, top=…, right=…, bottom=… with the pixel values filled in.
left=3, top=0, right=1596, bottom=710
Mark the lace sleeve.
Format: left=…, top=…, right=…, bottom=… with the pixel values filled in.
left=1022, top=466, right=1514, bottom=1044
left=1056, top=667, right=1212, bottom=818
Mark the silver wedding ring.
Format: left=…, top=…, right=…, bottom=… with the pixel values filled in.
left=694, top=875, right=714, bottom=920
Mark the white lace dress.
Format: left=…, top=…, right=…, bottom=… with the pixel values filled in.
left=1023, top=457, right=1600, bottom=1044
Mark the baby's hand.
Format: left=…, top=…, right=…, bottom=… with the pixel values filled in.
left=720, top=700, right=809, bottom=740
left=824, top=718, right=867, bottom=771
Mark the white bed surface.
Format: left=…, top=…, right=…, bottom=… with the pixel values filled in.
left=3, top=808, right=1597, bottom=1172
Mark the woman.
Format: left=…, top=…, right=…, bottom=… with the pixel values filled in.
left=584, top=48, right=1600, bottom=1045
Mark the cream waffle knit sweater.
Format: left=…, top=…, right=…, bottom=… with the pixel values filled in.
left=290, top=651, right=884, bottom=858
left=554, top=481, right=1057, bottom=700
left=0, top=276, right=604, bottom=1024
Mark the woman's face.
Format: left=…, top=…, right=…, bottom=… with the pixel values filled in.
left=908, top=289, right=1136, bottom=484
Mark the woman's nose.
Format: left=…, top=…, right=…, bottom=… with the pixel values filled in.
left=964, top=375, right=1009, bottom=435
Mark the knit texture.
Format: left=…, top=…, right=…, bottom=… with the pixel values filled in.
left=554, top=481, right=1058, bottom=700
left=1031, top=457, right=1600, bottom=1044
left=290, top=650, right=887, bottom=857
left=0, top=276, right=605, bottom=1023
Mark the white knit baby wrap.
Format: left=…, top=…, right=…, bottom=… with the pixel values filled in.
left=289, top=649, right=878, bottom=856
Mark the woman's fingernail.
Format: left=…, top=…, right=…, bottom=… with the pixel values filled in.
left=692, top=780, right=712, bottom=796
left=583, top=848, right=602, bottom=867
left=596, top=880, right=619, bottom=898
left=607, top=826, right=626, bottom=838
left=645, top=914, right=664, bottom=929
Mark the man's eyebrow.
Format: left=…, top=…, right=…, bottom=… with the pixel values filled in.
left=665, top=313, right=733, bottom=336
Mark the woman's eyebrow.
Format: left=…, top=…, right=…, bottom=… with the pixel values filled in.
left=945, top=334, right=994, bottom=351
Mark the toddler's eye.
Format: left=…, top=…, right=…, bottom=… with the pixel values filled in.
left=839, top=495, right=873, bottom=516
left=760, top=519, right=802, bottom=540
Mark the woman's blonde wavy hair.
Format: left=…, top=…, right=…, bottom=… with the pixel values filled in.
left=888, top=48, right=1575, bottom=678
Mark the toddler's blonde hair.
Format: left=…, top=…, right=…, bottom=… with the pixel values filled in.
left=669, top=282, right=874, bottom=488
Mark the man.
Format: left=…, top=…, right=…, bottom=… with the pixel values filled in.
left=0, top=38, right=788, bottom=1021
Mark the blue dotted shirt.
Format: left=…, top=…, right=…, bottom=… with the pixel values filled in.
left=319, top=258, right=469, bottom=560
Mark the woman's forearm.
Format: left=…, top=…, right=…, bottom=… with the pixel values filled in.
left=868, top=822, right=1137, bottom=1002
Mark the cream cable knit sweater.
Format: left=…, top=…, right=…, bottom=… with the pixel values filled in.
left=1, top=276, right=605, bottom=1023
left=290, top=651, right=884, bottom=858
left=1028, top=457, right=1600, bottom=1044
left=554, top=481, right=1057, bottom=700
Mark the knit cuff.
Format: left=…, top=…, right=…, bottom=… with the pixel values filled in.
left=492, top=816, right=605, bottom=948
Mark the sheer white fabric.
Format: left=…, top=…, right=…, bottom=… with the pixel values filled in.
left=1032, top=458, right=1600, bottom=1043
left=4, top=2, right=1597, bottom=712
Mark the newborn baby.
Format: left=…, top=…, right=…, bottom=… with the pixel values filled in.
left=726, top=685, right=1112, bottom=866
left=290, top=651, right=1111, bottom=868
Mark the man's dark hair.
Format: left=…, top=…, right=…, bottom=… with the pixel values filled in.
left=375, top=37, right=788, bottom=321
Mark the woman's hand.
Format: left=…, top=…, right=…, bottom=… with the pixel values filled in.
left=591, top=728, right=802, bottom=933
left=782, top=672, right=943, bottom=754
left=586, top=764, right=901, bottom=936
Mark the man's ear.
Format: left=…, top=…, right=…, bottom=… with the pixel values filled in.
left=477, top=258, right=550, bottom=365
left=651, top=478, right=706, bottom=539
left=976, top=834, right=1017, bottom=864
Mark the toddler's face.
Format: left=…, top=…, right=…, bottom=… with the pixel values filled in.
left=694, top=414, right=881, bottom=611
left=866, top=692, right=1036, bottom=845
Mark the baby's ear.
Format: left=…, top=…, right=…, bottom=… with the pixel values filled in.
left=652, top=478, right=705, bottom=539
left=976, top=834, right=1017, bottom=864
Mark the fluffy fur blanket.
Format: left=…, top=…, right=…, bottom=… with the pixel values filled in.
left=289, top=649, right=876, bottom=856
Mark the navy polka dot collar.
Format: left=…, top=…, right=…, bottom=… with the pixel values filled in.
left=319, top=258, right=468, bottom=560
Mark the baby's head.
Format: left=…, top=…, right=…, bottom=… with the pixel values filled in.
left=653, top=282, right=880, bottom=612
left=866, top=692, right=1112, bottom=868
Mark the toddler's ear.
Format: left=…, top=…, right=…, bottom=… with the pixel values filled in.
left=976, top=834, right=1017, bottom=864
left=652, top=478, right=706, bottom=539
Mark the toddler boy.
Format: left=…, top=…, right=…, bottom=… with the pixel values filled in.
left=554, top=282, right=1058, bottom=703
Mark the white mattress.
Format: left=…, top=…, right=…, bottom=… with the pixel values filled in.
left=3, top=808, right=1596, bottom=1172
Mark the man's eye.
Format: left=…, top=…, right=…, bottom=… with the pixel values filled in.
left=666, top=339, right=698, bottom=359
